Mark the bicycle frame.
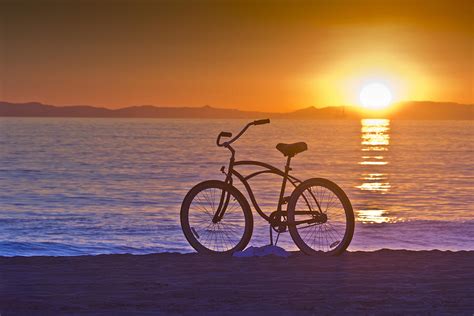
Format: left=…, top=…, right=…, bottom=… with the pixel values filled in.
left=228, top=159, right=301, bottom=222
left=212, top=119, right=325, bottom=226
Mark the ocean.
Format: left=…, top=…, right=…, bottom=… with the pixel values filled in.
left=0, top=118, right=473, bottom=256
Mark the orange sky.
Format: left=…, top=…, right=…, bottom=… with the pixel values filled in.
left=0, top=0, right=472, bottom=111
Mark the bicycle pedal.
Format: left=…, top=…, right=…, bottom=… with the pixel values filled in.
left=220, top=166, right=227, bottom=175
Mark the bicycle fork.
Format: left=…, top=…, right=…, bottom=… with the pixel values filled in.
left=212, top=190, right=231, bottom=223
left=212, top=163, right=234, bottom=223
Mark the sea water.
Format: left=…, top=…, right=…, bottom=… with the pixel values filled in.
left=0, top=118, right=473, bottom=256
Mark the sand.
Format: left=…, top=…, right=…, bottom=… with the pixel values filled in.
left=1, top=250, right=473, bottom=315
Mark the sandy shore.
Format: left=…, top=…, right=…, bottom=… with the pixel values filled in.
left=1, top=250, right=473, bottom=315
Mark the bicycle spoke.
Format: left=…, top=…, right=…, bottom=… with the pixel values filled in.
left=290, top=181, right=352, bottom=254
left=187, top=185, right=247, bottom=252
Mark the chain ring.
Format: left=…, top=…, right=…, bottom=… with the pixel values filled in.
left=269, top=211, right=287, bottom=233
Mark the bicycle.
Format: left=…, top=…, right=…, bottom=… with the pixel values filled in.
left=180, top=119, right=354, bottom=255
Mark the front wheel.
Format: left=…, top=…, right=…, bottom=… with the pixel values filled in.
left=181, top=180, right=253, bottom=254
left=287, top=178, right=354, bottom=255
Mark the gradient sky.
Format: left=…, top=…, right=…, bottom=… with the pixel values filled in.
left=0, top=0, right=472, bottom=111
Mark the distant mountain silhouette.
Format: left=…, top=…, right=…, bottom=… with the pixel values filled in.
left=0, top=101, right=472, bottom=120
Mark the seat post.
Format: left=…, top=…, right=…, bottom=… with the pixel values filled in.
left=277, top=155, right=292, bottom=212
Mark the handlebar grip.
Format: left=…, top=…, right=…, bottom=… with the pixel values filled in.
left=253, top=119, right=270, bottom=125
left=220, top=131, right=232, bottom=137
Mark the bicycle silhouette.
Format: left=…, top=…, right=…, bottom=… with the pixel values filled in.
left=181, top=119, right=354, bottom=255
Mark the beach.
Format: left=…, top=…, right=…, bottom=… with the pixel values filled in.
left=1, top=250, right=473, bottom=315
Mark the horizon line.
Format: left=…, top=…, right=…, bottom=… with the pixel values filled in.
left=1, top=99, right=472, bottom=114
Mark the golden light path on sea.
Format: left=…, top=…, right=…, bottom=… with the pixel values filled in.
left=356, top=118, right=400, bottom=224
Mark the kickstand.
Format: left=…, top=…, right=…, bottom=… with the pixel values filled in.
left=269, top=225, right=281, bottom=247
left=274, top=232, right=280, bottom=246
left=269, top=225, right=273, bottom=245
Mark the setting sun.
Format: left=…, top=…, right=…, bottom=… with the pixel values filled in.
left=359, top=83, right=393, bottom=110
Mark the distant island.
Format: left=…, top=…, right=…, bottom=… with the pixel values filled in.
left=0, top=101, right=472, bottom=120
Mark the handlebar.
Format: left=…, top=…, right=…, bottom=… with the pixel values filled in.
left=219, top=132, right=232, bottom=138
left=254, top=119, right=270, bottom=125
left=216, top=118, right=270, bottom=147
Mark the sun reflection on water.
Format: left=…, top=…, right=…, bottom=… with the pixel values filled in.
left=361, top=119, right=390, bottom=147
left=358, top=119, right=391, bottom=192
left=357, top=209, right=392, bottom=224
left=359, top=161, right=388, bottom=165
left=357, top=119, right=395, bottom=223
left=357, top=182, right=391, bottom=192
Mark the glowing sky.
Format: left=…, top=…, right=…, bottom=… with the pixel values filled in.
left=0, top=0, right=472, bottom=111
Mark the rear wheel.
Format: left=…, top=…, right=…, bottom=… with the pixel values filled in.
left=180, top=180, right=253, bottom=254
left=287, top=178, right=354, bottom=255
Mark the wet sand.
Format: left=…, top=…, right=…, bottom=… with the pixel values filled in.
left=1, top=250, right=473, bottom=315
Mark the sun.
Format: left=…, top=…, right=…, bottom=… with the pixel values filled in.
left=359, top=83, right=393, bottom=110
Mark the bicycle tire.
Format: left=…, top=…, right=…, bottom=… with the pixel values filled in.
left=287, top=178, right=354, bottom=255
left=180, top=180, right=253, bottom=254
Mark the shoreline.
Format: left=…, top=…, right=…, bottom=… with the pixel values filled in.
left=1, top=248, right=473, bottom=258
left=1, top=249, right=473, bottom=314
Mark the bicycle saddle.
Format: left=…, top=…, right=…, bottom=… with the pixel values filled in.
left=276, top=142, right=308, bottom=157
